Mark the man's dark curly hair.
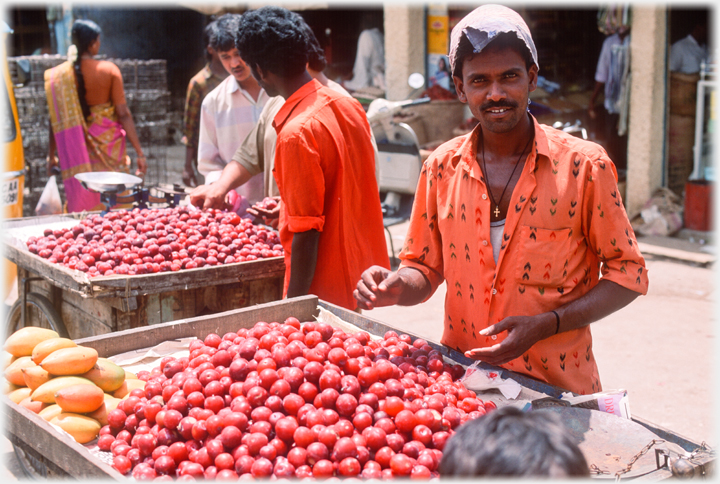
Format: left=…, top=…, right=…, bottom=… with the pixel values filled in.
left=302, top=23, right=327, bottom=73
left=209, top=13, right=241, bottom=53
left=438, top=406, right=589, bottom=477
left=234, top=6, right=310, bottom=78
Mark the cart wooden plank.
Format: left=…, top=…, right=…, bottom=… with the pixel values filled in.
left=1, top=395, right=123, bottom=479
left=4, top=295, right=713, bottom=480
left=4, top=241, right=285, bottom=299
left=75, top=295, right=320, bottom=357
left=17, top=265, right=284, bottom=338
left=2, top=212, right=285, bottom=299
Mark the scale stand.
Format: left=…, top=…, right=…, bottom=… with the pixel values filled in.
left=74, top=172, right=189, bottom=214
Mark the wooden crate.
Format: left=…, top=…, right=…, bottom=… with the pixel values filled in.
left=2, top=296, right=714, bottom=480
left=3, top=214, right=285, bottom=338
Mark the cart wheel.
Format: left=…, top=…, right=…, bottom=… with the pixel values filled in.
left=13, top=440, right=49, bottom=479
left=6, top=292, right=69, bottom=338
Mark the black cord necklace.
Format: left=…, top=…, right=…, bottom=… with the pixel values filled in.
left=482, top=134, right=533, bottom=220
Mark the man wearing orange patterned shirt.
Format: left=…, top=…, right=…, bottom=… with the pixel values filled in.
left=354, top=5, right=648, bottom=395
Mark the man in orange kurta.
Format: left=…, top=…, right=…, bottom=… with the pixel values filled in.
left=354, top=5, right=648, bottom=395
left=235, top=6, right=389, bottom=311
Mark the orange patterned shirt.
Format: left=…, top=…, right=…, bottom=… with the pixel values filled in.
left=399, top=116, right=649, bottom=395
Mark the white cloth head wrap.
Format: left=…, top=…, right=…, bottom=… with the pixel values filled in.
left=448, top=4, right=538, bottom=75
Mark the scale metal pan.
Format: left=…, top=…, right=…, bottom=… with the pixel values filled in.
left=75, top=171, right=144, bottom=193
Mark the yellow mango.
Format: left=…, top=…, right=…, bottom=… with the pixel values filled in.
left=21, top=365, right=52, bottom=390
left=80, top=358, right=125, bottom=392
left=38, top=404, right=64, bottom=422
left=2, top=380, right=19, bottom=395
left=8, top=386, right=32, bottom=404
left=31, top=376, right=94, bottom=404
left=86, top=397, right=120, bottom=426
left=40, top=346, right=98, bottom=376
left=31, top=338, right=77, bottom=365
left=4, top=356, right=35, bottom=386
left=1, top=351, right=16, bottom=370
left=4, top=327, right=59, bottom=357
left=50, top=413, right=101, bottom=444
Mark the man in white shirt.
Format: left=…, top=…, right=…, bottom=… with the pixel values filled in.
left=588, top=26, right=631, bottom=171
left=344, top=14, right=385, bottom=92
left=190, top=21, right=380, bottom=219
left=197, top=13, right=269, bottom=213
left=670, top=21, right=709, bottom=74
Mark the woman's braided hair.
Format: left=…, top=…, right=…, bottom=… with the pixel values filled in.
left=71, top=19, right=102, bottom=119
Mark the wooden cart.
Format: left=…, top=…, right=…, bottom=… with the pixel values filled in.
left=1, top=296, right=714, bottom=480
left=2, top=213, right=285, bottom=339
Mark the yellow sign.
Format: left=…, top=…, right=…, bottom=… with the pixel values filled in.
left=427, top=14, right=449, bottom=55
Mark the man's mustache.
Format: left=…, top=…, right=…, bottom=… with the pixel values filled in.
left=480, top=101, right=518, bottom=111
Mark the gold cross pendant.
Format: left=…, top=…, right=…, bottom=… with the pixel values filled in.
left=494, top=205, right=500, bottom=218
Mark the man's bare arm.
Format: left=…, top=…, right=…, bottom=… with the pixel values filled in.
left=354, top=266, right=432, bottom=310
left=466, top=280, right=641, bottom=365
left=189, top=161, right=254, bottom=210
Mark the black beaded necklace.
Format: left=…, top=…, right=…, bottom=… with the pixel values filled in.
left=481, top=134, right=533, bottom=220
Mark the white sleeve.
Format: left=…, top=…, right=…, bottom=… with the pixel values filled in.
left=197, top=97, right=223, bottom=176
left=594, top=38, right=612, bottom=83
left=668, top=42, right=684, bottom=72
left=345, top=30, right=373, bottom=90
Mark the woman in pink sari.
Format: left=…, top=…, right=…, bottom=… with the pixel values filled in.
left=45, top=19, right=147, bottom=213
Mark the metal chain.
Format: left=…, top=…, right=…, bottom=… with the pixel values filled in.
left=614, top=439, right=666, bottom=481
left=689, top=441, right=715, bottom=461
left=686, top=441, right=715, bottom=476
left=589, top=464, right=609, bottom=476
left=593, top=440, right=714, bottom=480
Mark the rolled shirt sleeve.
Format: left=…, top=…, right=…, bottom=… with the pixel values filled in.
left=582, top=153, right=649, bottom=294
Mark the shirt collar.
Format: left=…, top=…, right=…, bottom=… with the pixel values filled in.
left=687, top=34, right=702, bottom=47
left=227, top=76, right=241, bottom=94
left=273, top=78, right=323, bottom=130
left=452, top=114, right=549, bottom=172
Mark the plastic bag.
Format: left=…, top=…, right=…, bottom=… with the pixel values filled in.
left=635, top=187, right=683, bottom=236
left=458, top=361, right=522, bottom=399
left=35, top=175, right=63, bottom=216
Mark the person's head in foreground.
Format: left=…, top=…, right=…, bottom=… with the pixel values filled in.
left=438, top=406, right=590, bottom=477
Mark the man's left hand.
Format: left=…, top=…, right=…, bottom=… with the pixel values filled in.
left=247, top=196, right=281, bottom=228
left=464, top=312, right=556, bottom=366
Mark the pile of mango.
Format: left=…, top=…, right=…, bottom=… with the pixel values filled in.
left=3, top=327, right=145, bottom=444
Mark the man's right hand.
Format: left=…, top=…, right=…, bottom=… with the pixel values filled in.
left=189, top=183, right=230, bottom=210
left=354, top=265, right=407, bottom=310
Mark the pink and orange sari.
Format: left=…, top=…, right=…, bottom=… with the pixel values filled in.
left=44, top=61, right=131, bottom=213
